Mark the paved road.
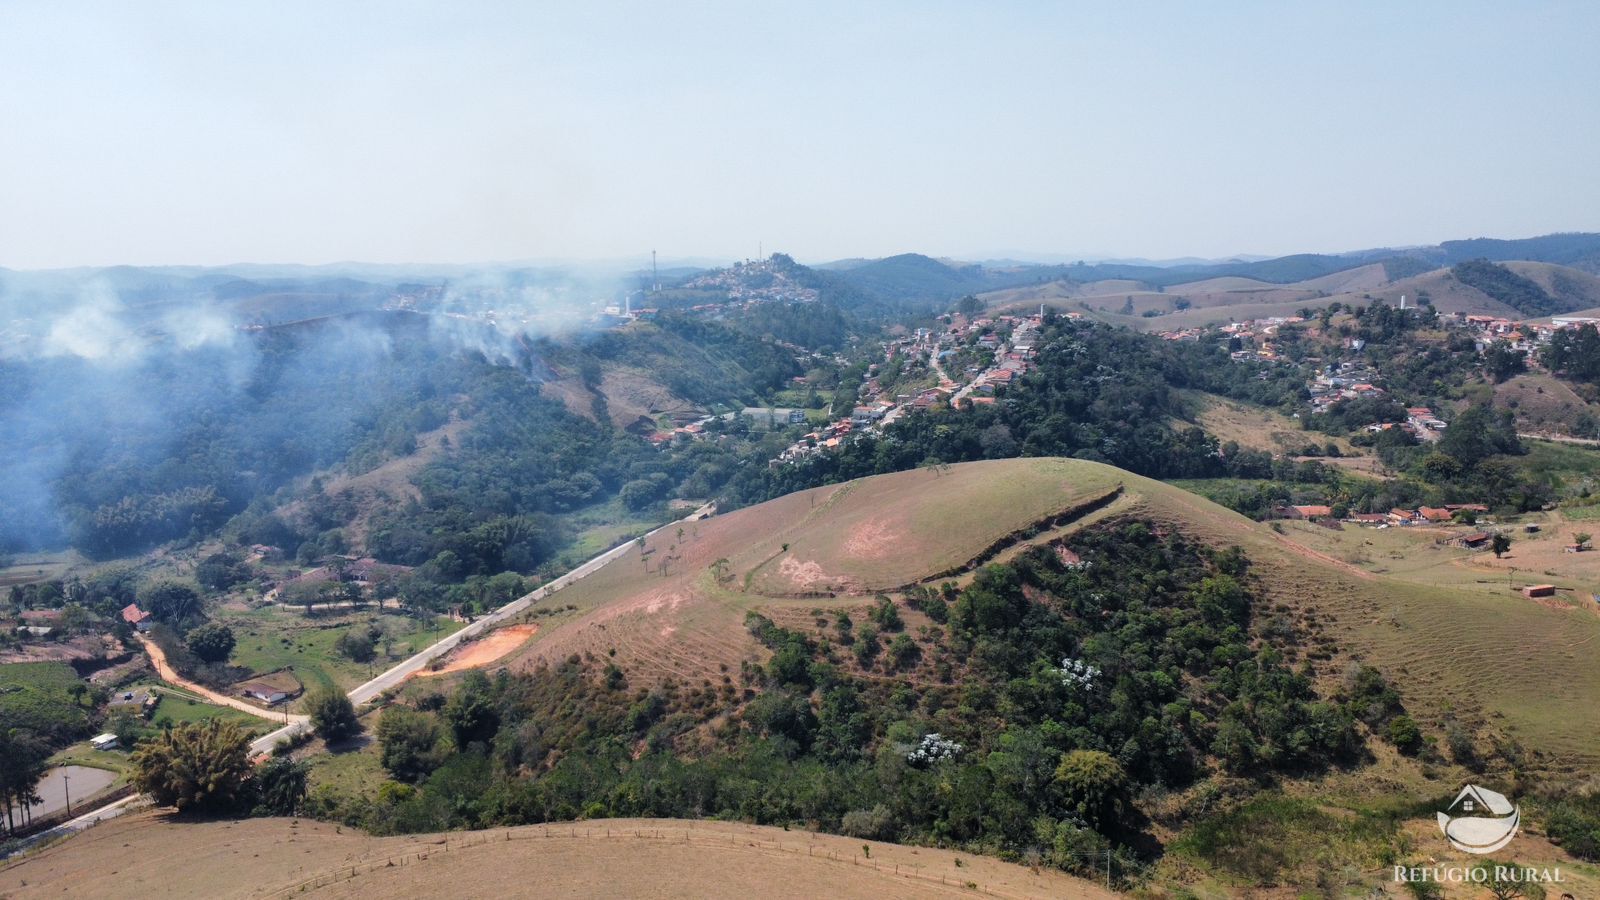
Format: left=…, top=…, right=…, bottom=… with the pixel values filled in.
left=0, top=794, right=142, bottom=859
left=24, top=502, right=719, bottom=850
left=951, top=345, right=1004, bottom=403
left=246, top=501, right=717, bottom=755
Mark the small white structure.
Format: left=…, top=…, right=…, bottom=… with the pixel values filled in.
left=90, top=733, right=120, bottom=751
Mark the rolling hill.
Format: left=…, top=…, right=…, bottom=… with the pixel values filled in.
left=0, top=811, right=1113, bottom=899
left=981, top=255, right=1600, bottom=330
left=479, top=457, right=1600, bottom=771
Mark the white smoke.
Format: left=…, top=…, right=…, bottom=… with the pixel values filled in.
left=39, top=287, right=147, bottom=363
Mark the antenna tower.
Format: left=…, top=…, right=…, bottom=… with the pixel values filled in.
left=652, top=250, right=659, bottom=292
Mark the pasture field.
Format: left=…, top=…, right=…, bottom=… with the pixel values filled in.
left=214, top=605, right=465, bottom=697
left=0, top=661, right=90, bottom=740
left=563, top=499, right=670, bottom=561
left=1520, top=437, right=1600, bottom=496
left=305, top=740, right=388, bottom=801
left=0, top=812, right=1115, bottom=900
left=45, top=745, right=132, bottom=777
left=0, top=552, right=77, bottom=589
left=145, top=688, right=273, bottom=733
left=1178, top=389, right=1359, bottom=455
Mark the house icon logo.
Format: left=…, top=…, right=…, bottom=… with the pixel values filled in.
left=1437, top=785, right=1520, bottom=854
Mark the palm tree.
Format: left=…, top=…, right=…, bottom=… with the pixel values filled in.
left=130, top=720, right=253, bottom=812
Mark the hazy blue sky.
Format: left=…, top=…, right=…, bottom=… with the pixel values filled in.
left=2, top=2, right=1597, bottom=268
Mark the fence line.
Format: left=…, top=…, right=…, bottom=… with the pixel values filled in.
left=258, top=821, right=1095, bottom=900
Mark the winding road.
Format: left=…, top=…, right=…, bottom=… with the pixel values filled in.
left=3, top=503, right=719, bottom=860
left=134, top=634, right=307, bottom=726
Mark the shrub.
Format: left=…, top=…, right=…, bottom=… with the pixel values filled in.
left=186, top=622, right=236, bottom=663
left=308, top=689, right=361, bottom=743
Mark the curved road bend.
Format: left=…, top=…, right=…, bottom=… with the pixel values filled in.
left=247, top=501, right=717, bottom=755
left=134, top=634, right=307, bottom=726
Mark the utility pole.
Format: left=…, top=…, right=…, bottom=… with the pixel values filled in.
left=62, top=772, right=71, bottom=817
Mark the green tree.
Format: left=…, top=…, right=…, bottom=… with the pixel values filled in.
left=1483, top=343, right=1527, bottom=383
left=308, top=689, right=361, bottom=743
left=1492, top=533, right=1512, bottom=558
left=444, top=686, right=500, bottom=749
left=1053, top=749, right=1128, bottom=830
left=0, top=729, right=51, bottom=834
left=378, top=708, right=445, bottom=783
left=196, top=551, right=251, bottom=592
left=253, top=757, right=308, bottom=816
left=185, top=622, right=236, bottom=663
left=130, top=720, right=253, bottom=812
left=141, top=580, right=203, bottom=628
left=1385, top=715, right=1422, bottom=754
left=334, top=628, right=377, bottom=663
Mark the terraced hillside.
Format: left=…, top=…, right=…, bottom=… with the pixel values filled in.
left=482, top=458, right=1600, bottom=770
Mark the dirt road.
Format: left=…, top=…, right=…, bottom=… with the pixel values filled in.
left=1519, top=432, right=1600, bottom=447
left=246, top=501, right=717, bottom=755
left=135, top=634, right=305, bottom=725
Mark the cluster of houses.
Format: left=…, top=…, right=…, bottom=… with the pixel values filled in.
left=1215, top=315, right=1307, bottom=362
left=1277, top=503, right=1490, bottom=528
left=678, top=257, right=820, bottom=305
left=767, top=313, right=1043, bottom=466
left=1362, top=406, right=1448, bottom=441
left=1309, top=360, right=1386, bottom=415
left=1459, top=313, right=1600, bottom=356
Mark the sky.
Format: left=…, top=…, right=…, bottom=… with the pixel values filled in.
left=2, top=1, right=1597, bottom=269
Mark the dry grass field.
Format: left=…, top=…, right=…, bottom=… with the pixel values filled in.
left=489, top=459, right=1123, bottom=684
left=442, top=457, right=1600, bottom=771
left=1495, top=371, right=1599, bottom=436
left=978, top=259, right=1600, bottom=331
left=1216, top=508, right=1600, bottom=769
left=1179, top=390, right=1360, bottom=456
left=0, top=811, right=1115, bottom=900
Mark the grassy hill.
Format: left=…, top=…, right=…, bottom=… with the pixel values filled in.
left=979, top=257, right=1600, bottom=329
left=483, top=457, right=1600, bottom=770
left=0, top=811, right=1113, bottom=900
left=496, top=458, right=1129, bottom=684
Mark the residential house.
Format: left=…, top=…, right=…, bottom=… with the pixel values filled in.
left=121, top=603, right=154, bottom=632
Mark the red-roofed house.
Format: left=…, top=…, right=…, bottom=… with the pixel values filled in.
left=121, top=603, right=154, bottom=632
left=1418, top=507, right=1453, bottom=523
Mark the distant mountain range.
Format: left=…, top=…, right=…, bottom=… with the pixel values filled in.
left=6, top=232, right=1599, bottom=326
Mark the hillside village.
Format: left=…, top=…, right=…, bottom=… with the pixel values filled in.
left=769, top=313, right=1040, bottom=465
